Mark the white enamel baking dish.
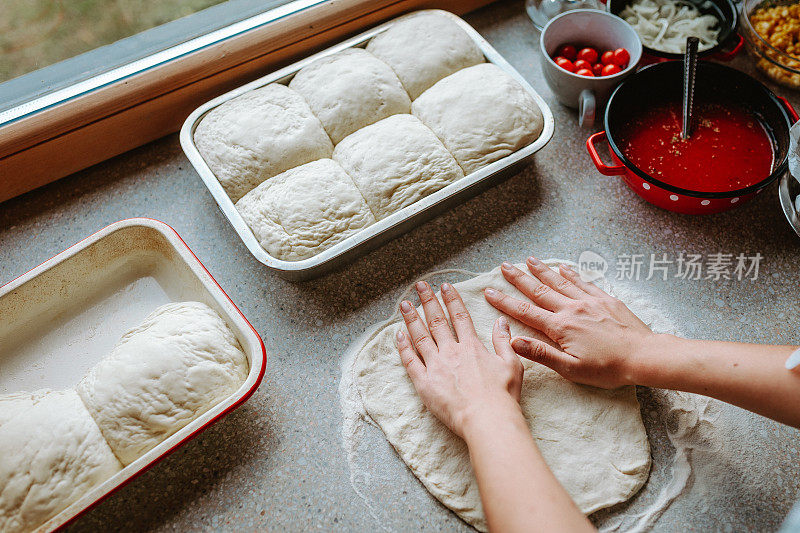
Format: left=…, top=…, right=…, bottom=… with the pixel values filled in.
left=0, top=218, right=266, bottom=532
left=180, top=9, right=555, bottom=281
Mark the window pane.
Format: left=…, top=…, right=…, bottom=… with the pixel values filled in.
left=0, top=1, right=237, bottom=82
left=0, top=0, right=307, bottom=118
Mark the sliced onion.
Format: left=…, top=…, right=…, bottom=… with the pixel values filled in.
left=621, top=0, right=721, bottom=54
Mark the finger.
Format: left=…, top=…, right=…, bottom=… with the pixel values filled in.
left=511, top=336, right=577, bottom=378
left=396, top=329, right=427, bottom=384
left=483, top=288, right=560, bottom=341
left=440, top=283, right=477, bottom=341
left=499, top=262, right=569, bottom=312
left=415, top=281, right=454, bottom=346
left=525, top=256, right=585, bottom=300
left=400, top=300, right=438, bottom=359
left=492, top=316, right=518, bottom=365
left=558, top=264, right=608, bottom=298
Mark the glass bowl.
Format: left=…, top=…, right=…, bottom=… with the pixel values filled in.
left=741, top=0, right=800, bottom=88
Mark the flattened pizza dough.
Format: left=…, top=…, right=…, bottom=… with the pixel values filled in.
left=0, top=389, right=122, bottom=533
left=77, top=301, right=249, bottom=465
left=353, top=265, right=651, bottom=531
left=412, top=63, right=544, bottom=174
left=366, top=11, right=484, bottom=99
left=193, top=83, right=333, bottom=202
left=333, top=114, right=463, bottom=220
left=289, top=48, right=411, bottom=144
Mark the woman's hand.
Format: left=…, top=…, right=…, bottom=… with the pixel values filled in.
left=397, top=280, right=596, bottom=532
left=483, top=256, right=657, bottom=389
left=396, top=280, right=524, bottom=439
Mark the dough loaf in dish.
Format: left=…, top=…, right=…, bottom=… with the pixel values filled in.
left=412, top=63, right=544, bottom=175
left=194, top=83, right=333, bottom=202
left=77, top=301, right=249, bottom=465
left=333, top=114, right=464, bottom=220
left=288, top=48, right=411, bottom=144
left=354, top=265, right=651, bottom=532
left=0, top=389, right=122, bottom=533
left=236, top=158, right=377, bottom=261
left=366, top=11, right=485, bottom=99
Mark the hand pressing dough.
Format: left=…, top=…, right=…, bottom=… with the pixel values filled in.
left=194, top=83, right=333, bottom=202
left=77, top=302, right=249, bottom=465
left=354, top=265, right=651, bottom=532
left=0, top=389, right=122, bottom=533
left=412, top=63, right=544, bottom=175
left=333, top=114, right=464, bottom=220
left=366, top=11, right=485, bottom=99
left=288, top=48, right=411, bottom=144
left=236, top=158, right=377, bottom=261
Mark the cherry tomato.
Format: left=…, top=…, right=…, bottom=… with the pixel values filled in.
left=601, top=63, right=622, bottom=76
left=575, top=68, right=594, bottom=77
left=577, top=47, right=599, bottom=64
left=574, top=59, right=592, bottom=71
left=601, top=50, right=616, bottom=65
left=554, top=57, right=576, bottom=72
left=612, top=48, right=630, bottom=67
left=592, top=63, right=604, bottom=76
left=557, top=44, right=577, bottom=61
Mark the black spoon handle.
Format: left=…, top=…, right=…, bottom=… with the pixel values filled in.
left=682, top=36, right=699, bottom=140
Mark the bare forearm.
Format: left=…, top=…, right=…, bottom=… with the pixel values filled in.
left=632, top=334, right=800, bottom=427
left=463, top=403, right=594, bottom=533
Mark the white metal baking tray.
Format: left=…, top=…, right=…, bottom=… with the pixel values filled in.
left=0, top=218, right=266, bottom=532
left=180, top=9, right=555, bottom=281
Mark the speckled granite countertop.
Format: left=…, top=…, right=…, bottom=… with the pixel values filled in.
left=1, top=1, right=799, bottom=531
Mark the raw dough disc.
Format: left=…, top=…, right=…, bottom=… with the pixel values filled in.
left=77, top=301, right=249, bottom=465
left=411, top=63, right=544, bottom=175
left=236, top=158, right=376, bottom=261
left=0, top=389, right=122, bottom=533
left=332, top=114, right=463, bottom=220
left=353, top=265, right=651, bottom=532
left=366, top=10, right=484, bottom=99
left=193, top=83, right=333, bottom=202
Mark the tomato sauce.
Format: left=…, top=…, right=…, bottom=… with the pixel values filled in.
left=617, top=102, right=774, bottom=192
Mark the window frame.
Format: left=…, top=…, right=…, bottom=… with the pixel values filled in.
left=0, top=0, right=495, bottom=203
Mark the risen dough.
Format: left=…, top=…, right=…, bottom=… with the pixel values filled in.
left=354, top=265, right=651, bottom=532
left=333, top=114, right=464, bottom=220
left=77, top=302, right=249, bottom=465
left=288, top=48, right=411, bottom=144
left=194, top=83, right=333, bottom=202
left=412, top=63, right=544, bottom=174
left=236, top=158, right=376, bottom=261
left=366, top=11, right=484, bottom=99
left=0, top=389, right=122, bottom=533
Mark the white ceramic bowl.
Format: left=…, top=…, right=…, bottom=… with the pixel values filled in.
left=540, top=9, right=642, bottom=126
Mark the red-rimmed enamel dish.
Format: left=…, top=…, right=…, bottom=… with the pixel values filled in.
left=0, top=218, right=266, bottom=532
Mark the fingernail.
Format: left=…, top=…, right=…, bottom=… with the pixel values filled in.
left=484, top=288, right=497, bottom=297
left=497, top=316, right=509, bottom=331
left=561, top=264, right=573, bottom=271
left=501, top=262, right=512, bottom=270
left=528, top=256, right=540, bottom=264
left=441, top=282, right=452, bottom=292
left=511, top=338, right=528, bottom=353
left=786, top=348, right=800, bottom=370
left=400, top=301, right=412, bottom=313
left=415, top=281, right=426, bottom=292
left=396, top=329, right=405, bottom=341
